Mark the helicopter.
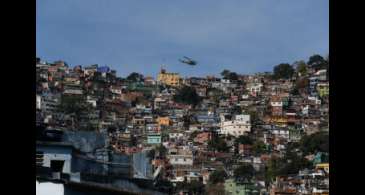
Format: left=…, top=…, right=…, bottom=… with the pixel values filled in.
left=179, top=56, right=197, bottom=66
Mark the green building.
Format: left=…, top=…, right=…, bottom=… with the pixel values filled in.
left=282, top=97, right=290, bottom=108
left=313, top=152, right=329, bottom=165
left=224, top=179, right=259, bottom=195
left=128, top=82, right=158, bottom=96
left=147, top=134, right=162, bottom=144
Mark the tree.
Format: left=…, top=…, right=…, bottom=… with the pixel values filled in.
left=273, top=63, right=294, bottom=80
left=208, top=136, right=230, bottom=152
left=209, top=170, right=227, bottom=184
left=130, top=135, right=137, bottom=147
left=291, top=87, right=300, bottom=96
left=294, top=60, right=308, bottom=76
left=281, top=151, right=312, bottom=175
left=205, top=183, right=225, bottom=195
left=189, top=131, right=199, bottom=140
left=325, top=54, right=329, bottom=78
left=234, top=164, right=255, bottom=181
left=252, top=140, right=267, bottom=155
left=207, top=88, right=224, bottom=103
left=227, top=72, right=239, bottom=80
left=58, top=95, right=92, bottom=115
left=127, top=72, right=144, bottom=82
left=221, top=69, right=230, bottom=78
left=265, top=153, right=312, bottom=182
left=173, top=86, right=201, bottom=106
left=308, top=54, right=328, bottom=70
left=247, top=110, right=259, bottom=124
left=292, top=77, right=309, bottom=95
left=235, top=135, right=253, bottom=145
left=220, top=69, right=239, bottom=80
left=176, top=180, right=205, bottom=195
left=107, top=126, right=117, bottom=133
left=231, top=105, right=242, bottom=115
left=184, top=114, right=193, bottom=129
left=265, top=157, right=280, bottom=183
left=187, top=180, right=205, bottom=195
left=300, top=132, right=329, bottom=155
left=147, top=149, right=156, bottom=159
left=156, top=145, right=167, bottom=157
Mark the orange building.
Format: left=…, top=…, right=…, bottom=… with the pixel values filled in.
left=157, top=117, right=171, bottom=126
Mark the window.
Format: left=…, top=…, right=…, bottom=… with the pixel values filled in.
left=36, top=151, right=44, bottom=166
left=50, top=160, right=65, bottom=172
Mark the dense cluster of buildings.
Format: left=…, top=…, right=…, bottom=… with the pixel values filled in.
left=36, top=57, right=329, bottom=195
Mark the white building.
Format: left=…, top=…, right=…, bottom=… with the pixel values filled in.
left=36, top=95, right=42, bottom=110
left=168, top=154, right=194, bottom=166
left=86, top=96, right=97, bottom=107
left=271, top=129, right=290, bottom=140
left=169, top=133, right=184, bottom=139
left=220, top=114, right=251, bottom=137
left=246, top=82, right=263, bottom=96
left=36, top=181, right=64, bottom=195
left=308, top=96, right=321, bottom=105
left=110, top=87, right=122, bottom=95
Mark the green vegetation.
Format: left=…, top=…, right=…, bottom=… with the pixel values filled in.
left=146, top=144, right=167, bottom=159
left=300, top=131, right=329, bottom=155
left=207, top=88, right=224, bottom=103
left=209, top=170, right=227, bottom=184
left=156, top=144, right=168, bottom=158
left=147, top=149, right=155, bottom=159
left=221, top=69, right=239, bottom=80
left=175, top=180, right=205, bottom=195
left=273, top=63, right=295, bottom=80
left=264, top=132, right=329, bottom=182
left=205, top=183, right=225, bottom=195
left=265, top=154, right=312, bottom=182
left=208, top=136, right=230, bottom=152
left=173, top=86, right=202, bottom=106
left=234, top=163, right=255, bottom=181
left=126, top=72, right=144, bottom=82
left=235, top=135, right=253, bottom=145
left=246, top=109, right=259, bottom=124
left=294, top=60, right=308, bottom=76
left=58, top=95, right=93, bottom=115
left=189, top=131, right=199, bottom=140
left=307, top=54, right=328, bottom=71
left=231, top=105, right=242, bottom=115
left=252, top=140, right=267, bottom=155
left=293, top=77, right=309, bottom=94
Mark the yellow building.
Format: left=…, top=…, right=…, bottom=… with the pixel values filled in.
left=265, top=116, right=288, bottom=126
left=157, top=117, right=171, bottom=126
left=157, top=68, right=181, bottom=87
left=316, top=83, right=329, bottom=97
left=315, top=163, right=329, bottom=173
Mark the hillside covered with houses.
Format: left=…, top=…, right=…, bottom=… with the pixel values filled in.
left=36, top=54, right=329, bottom=195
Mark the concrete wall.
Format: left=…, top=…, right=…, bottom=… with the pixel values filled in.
left=132, top=151, right=152, bottom=179
left=37, top=146, right=72, bottom=174
left=36, top=181, right=64, bottom=195
left=62, top=131, right=108, bottom=153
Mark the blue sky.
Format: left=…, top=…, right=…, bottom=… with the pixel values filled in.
left=36, top=0, right=328, bottom=78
